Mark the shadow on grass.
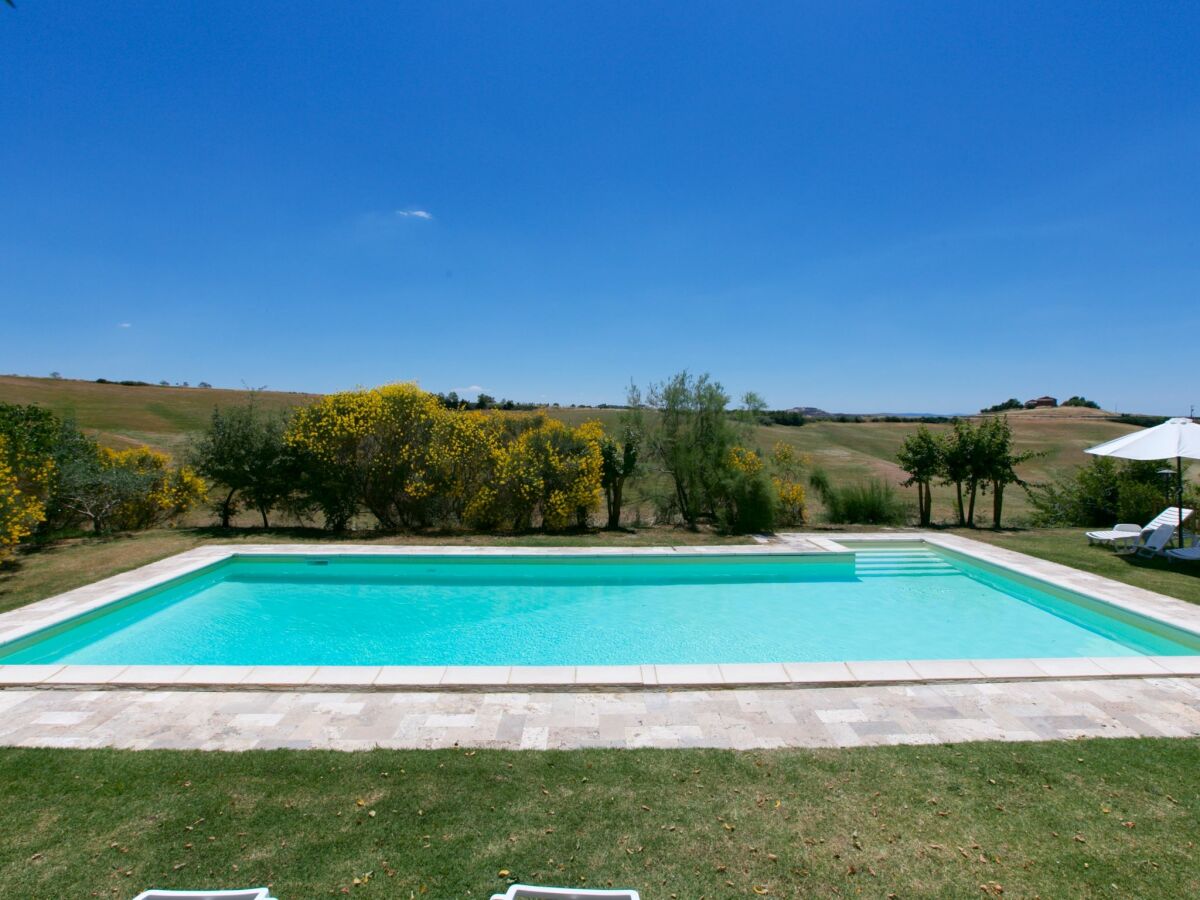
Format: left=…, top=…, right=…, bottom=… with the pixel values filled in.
left=1116, top=550, right=1200, bottom=580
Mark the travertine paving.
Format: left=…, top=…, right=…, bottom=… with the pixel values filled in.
left=2, top=677, right=1198, bottom=751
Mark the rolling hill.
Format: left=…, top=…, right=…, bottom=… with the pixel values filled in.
left=0, top=375, right=1147, bottom=525
left=0, top=375, right=317, bottom=454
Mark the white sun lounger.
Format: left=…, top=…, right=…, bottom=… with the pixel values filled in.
left=1085, top=523, right=1142, bottom=547
left=1121, top=522, right=1178, bottom=558
left=1087, top=507, right=1194, bottom=547
left=131, top=892, right=274, bottom=900
left=490, top=887, right=641, bottom=900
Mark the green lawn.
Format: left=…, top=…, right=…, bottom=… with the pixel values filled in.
left=0, top=741, right=1195, bottom=898
left=962, top=527, right=1200, bottom=606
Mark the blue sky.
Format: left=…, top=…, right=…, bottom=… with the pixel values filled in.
left=2, top=2, right=1199, bottom=413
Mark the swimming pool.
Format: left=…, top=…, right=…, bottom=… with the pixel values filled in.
left=2, top=544, right=1197, bottom=667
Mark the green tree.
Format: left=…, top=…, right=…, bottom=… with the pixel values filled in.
left=0, top=404, right=91, bottom=535
left=599, top=386, right=641, bottom=530
left=1026, top=457, right=1168, bottom=527
left=939, top=420, right=978, bottom=526
left=191, top=402, right=294, bottom=528
left=54, top=445, right=158, bottom=533
left=981, top=398, right=1023, bottom=413
left=977, top=416, right=1039, bottom=528
left=896, top=426, right=942, bottom=526
left=643, top=372, right=738, bottom=529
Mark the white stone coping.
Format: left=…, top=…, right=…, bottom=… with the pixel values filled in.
left=0, top=535, right=1198, bottom=691
left=789, top=530, right=1200, bottom=637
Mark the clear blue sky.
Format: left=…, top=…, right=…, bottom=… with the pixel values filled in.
left=3, top=2, right=1198, bottom=413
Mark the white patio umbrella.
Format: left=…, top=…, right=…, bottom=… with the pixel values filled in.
left=1086, top=417, right=1200, bottom=548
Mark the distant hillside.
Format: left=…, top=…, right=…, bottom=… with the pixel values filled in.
left=787, top=406, right=831, bottom=417
left=0, top=374, right=1156, bottom=524
left=980, top=405, right=1116, bottom=419
left=0, top=375, right=318, bottom=453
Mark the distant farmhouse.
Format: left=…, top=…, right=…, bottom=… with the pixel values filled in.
left=1024, top=395, right=1058, bottom=409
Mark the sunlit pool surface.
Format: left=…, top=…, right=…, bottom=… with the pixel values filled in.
left=1, top=546, right=1196, bottom=666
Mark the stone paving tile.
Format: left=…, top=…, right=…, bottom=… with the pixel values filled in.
left=1, top=677, right=1198, bottom=750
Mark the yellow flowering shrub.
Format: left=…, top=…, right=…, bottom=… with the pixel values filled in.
left=0, top=434, right=47, bottom=556
left=727, top=445, right=764, bottom=476
left=0, top=405, right=57, bottom=548
left=770, top=441, right=808, bottom=526
left=432, top=410, right=505, bottom=528
left=494, top=417, right=603, bottom=531
left=100, top=447, right=207, bottom=530
left=286, top=386, right=604, bottom=532
left=287, top=383, right=449, bottom=529
left=773, top=477, right=807, bottom=525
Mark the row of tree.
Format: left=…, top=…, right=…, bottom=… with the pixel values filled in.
left=981, top=395, right=1101, bottom=413
left=896, top=418, right=1037, bottom=528
left=189, top=375, right=809, bottom=535
left=0, top=404, right=205, bottom=554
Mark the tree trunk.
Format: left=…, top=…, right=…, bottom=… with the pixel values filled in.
left=920, top=481, right=931, bottom=526
left=606, top=481, right=623, bottom=530
left=992, top=481, right=1004, bottom=529
left=259, top=506, right=270, bottom=529
left=675, top=478, right=694, bottom=529
left=220, top=488, right=236, bottom=528
left=955, top=482, right=965, bottom=526
left=966, top=480, right=977, bottom=527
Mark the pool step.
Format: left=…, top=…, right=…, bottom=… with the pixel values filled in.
left=854, top=550, right=958, bottom=577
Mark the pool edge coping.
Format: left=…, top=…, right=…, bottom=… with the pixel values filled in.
left=2, top=534, right=1199, bottom=691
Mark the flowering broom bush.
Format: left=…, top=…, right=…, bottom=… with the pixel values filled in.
left=55, top=445, right=207, bottom=533
left=286, top=384, right=604, bottom=532
left=0, top=434, right=49, bottom=556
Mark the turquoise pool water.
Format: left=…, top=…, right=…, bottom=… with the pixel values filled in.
left=2, top=547, right=1197, bottom=666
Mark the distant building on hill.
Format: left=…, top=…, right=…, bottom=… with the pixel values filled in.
left=1024, top=395, right=1058, bottom=409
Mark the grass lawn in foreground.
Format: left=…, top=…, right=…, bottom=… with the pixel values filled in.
left=0, top=740, right=1195, bottom=898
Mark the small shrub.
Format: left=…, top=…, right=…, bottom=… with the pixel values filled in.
left=808, top=467, right=832, bottom=499
left=1117, top=480, right=1167, bottom=526
left=770, top=442, right=807, bottom=526
left=717, top=471, right=776, bottom=534
left=1026, top=457, right=1171, bottom=526
left=828, top=480, right=908, bottom=525
left=811, top=471, right=908, bottom=525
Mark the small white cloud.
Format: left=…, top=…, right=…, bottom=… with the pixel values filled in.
left=395, top=209, right=433, bottom=220
left=118, top=322, right=132, bottom=328
left=452, top=384, right=485, bottom=395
